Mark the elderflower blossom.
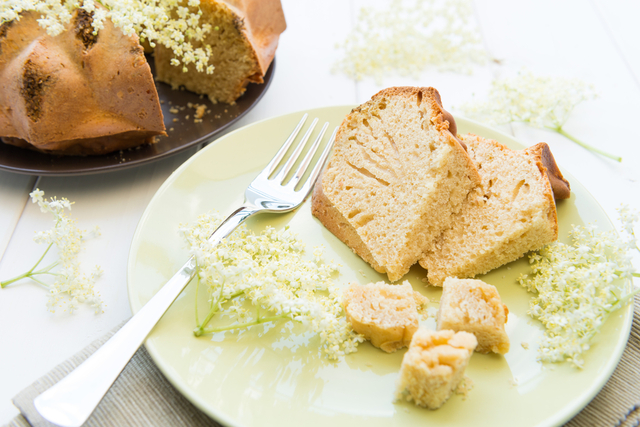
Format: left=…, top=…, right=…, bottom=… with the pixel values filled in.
left=333, top=0, right=486, bottom=82
left=458, top=70, right=621, bottom=161
left=518, top=212, right=638, bottom=368
left=180, top=212, right=364, bottom=360
left=460, top=71, right=596, bottom=129
left=1, top=189, right=103, bottom=313
left=1, top=0, right=214, bottom=74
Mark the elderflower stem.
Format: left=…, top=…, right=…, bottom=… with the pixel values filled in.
left=194, top=288, right=245, bottom=336
left=29, top=276, right=51, bottom=289
left=94, top=0, right=111, bottom=11
left=195, top=314, right=291, bottom=336
left=194, top=274, right=201, bottom=326
left=553, top=127, right=622, bottom=162
left=619, top=286, right=640, bottom=305
left=0, top=243, right=55, bottom=288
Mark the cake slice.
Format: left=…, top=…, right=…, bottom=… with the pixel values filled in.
left=154, top=0, right=286, bottom=104
left=342, top=281, right=428, bottom=353
left=419, top=134, right=570, bottom=286
left=395, top=328, right=477, bottom=409
left=312, top=87, right=481, bottom=281
left=437, top=277, right=509, bottom=354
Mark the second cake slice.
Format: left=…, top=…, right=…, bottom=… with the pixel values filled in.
left=419, top=134, right=570, bottom=285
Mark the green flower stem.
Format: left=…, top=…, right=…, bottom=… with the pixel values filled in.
left=1, top=243, right=55, bottom=288
left=194, top=275, right=201, bottom=326
left=29, top=276, right=51, bottom=289
left=95, top=0, right=112, bottom=11
left=633, top=273, right=640, bottom=278
left=194, top=288, right=246, bottom=336
left=195, top=314, right=290, bottom=336
left=619, top=286, right=640, bottom=306
left=552, top=127, right=622, bottom=162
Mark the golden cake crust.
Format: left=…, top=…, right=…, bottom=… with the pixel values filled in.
left=0, top=10, right=166, bottom=155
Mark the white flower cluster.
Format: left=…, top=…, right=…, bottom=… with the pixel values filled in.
left=1, top=0, right=214, bottom=74
left=459, top=71, right=622, bottom=161
left=1, top=189, right=103, bottom=314
left=333, top=0, right=486, bottom=82
left=518, top=209, right=638, bottom=368
left=181, top=213, right=364, bottom=360
left=460, top=71, right=596, bottom=130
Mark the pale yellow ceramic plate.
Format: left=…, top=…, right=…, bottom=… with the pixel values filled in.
left=127, top=106, right=633, bottom=427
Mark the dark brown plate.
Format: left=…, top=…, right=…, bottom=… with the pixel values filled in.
left=0, top=57, right=275, bottom=176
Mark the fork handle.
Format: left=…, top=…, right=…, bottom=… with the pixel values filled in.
left=33, top=205, right=260, bottom=427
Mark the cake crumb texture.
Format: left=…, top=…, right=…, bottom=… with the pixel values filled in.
left=437, top=277, right=510, bottom=354
left=154, top=0, right=286, bottom=104
left=342, top=281, right=428, bottom=353
left=420, top=133, right=561, bottom=285
left=312, top=86, right=480, bottom=282
left=395, top=328, right=477, bottom=409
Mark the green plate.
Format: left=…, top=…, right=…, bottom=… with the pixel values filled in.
left=127, top=106, right=633, bottom=427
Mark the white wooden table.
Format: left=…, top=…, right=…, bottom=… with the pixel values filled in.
left=1, top=0, right=639, bottom=423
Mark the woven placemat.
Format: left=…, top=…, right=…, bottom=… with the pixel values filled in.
left=6, top=297, right=639, bottom=427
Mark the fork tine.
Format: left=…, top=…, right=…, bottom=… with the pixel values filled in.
left=264, top=113, right=308, bottom=177
left=297, top=126, right=338, bottom=196
left=273, top=118, right=318, bottom=183
left=288, top=122, right=329, bottom=188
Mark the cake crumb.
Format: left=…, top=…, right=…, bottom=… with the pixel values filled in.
left=521, top=342, right=529, bottom=350
left=194, top=104, right=207, bottom=119
left=169, top=107, right=179, bottom=114
left=454, top=376, right=474, bottom=399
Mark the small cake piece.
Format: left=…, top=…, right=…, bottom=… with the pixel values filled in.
left=420, top=134, right=570, bottom=285
left=395, top=328, right=477, bottom=410
left=342, top=281, right=428, bottom=353
left=437, top=277, right=509, bottom=354
left=154, top=0, right=286, bottom=104
left=312, top=87, right=481, bottom=282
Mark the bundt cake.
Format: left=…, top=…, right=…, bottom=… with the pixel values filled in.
left=0, top=10, right=166, bottom=156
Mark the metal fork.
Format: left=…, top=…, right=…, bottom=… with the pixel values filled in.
left=33, top=114, right=338, bottom=427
